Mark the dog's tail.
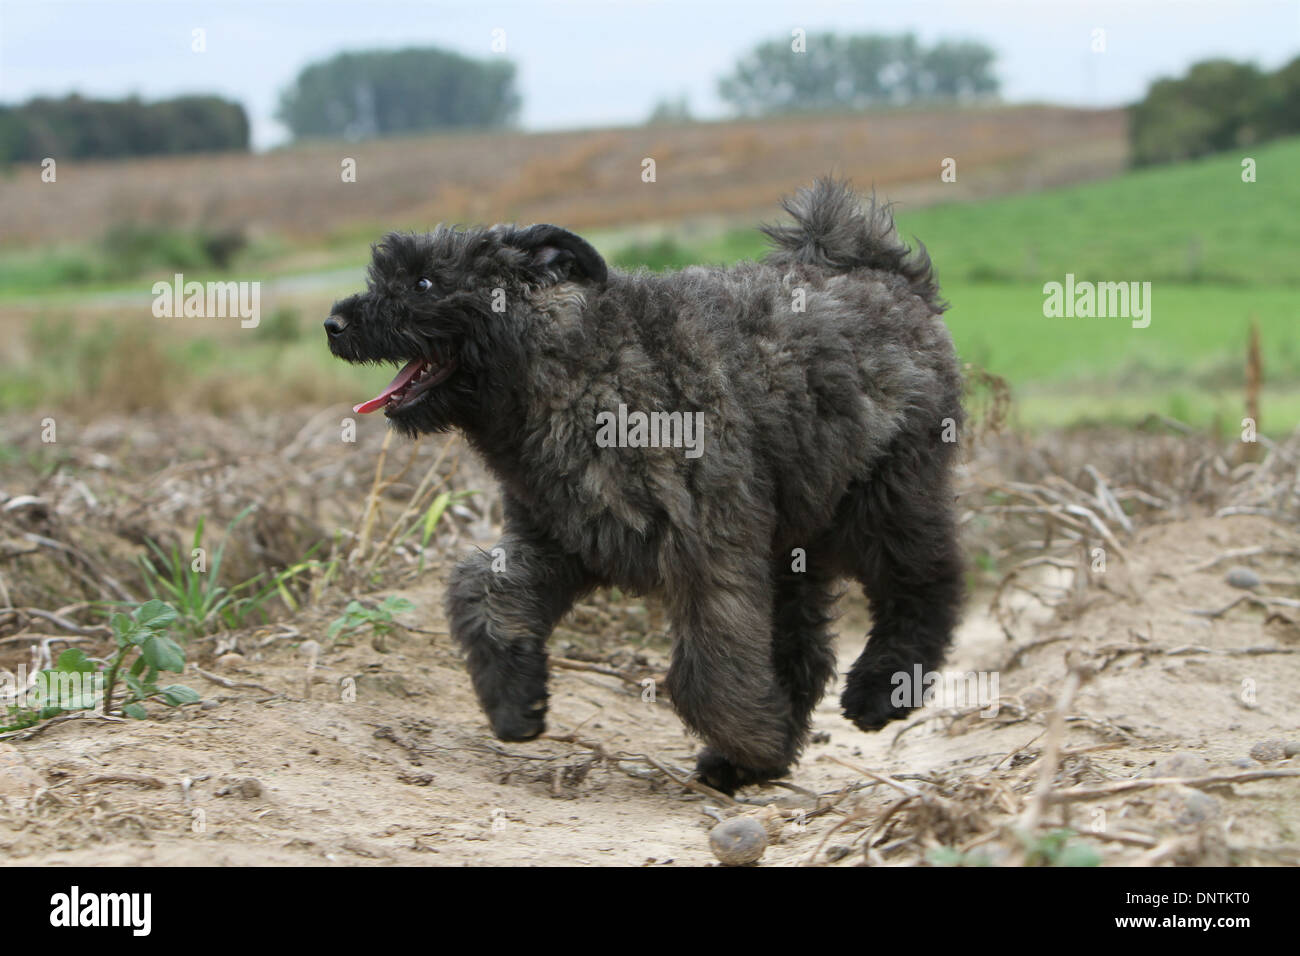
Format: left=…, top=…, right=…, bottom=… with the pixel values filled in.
left=761, top=178, right=943, bottom=310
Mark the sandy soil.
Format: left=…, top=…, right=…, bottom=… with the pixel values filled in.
left=0, top=413, right=1296, bottom=866
left=2, top=528, right=1297, bottom=865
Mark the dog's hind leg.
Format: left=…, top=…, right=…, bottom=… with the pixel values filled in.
left=837, top=446, right=964, bottom=731
left=447, top=501, right=594, bottom=742
left=663, top=557, right=802, bottom=794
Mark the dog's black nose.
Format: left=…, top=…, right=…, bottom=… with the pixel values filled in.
left=324, top=316, right=347, bottom=337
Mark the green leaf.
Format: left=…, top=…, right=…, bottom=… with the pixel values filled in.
left=110, top=612, right=135, bottom=644
left=1056, top=843, right=1102, bottom=868
left=54, top=648, right=98, bottom=673
left=122, top=702, right=148, bottom=720
left=124, top=673, right=146, bottom=698
left=421, top=492, right=452, bottom=547
left=161, top=684, right=200, bottom=706
left=136, top=599, right=178, bottom=630
left=381, top=596, right=415, bottom=615
left=926, top=847, right=965, bottom=867
left=140, top=634, right=185, bottom=673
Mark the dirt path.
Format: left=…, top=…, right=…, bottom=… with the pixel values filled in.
left=2, top=510, right=1296, bottom=866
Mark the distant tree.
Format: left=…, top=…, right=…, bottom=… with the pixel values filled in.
left=717, top=32, right=998, bottom=116
left=277, top=47, right=520, bottom=140
left=0, top=94, right=248, bottom=163
left=646, top=94, right=693, bottom=125
left=1129, top=58, right=1276, bottom=166
left=1263, top=54, right=1300, bottom=139
left=921, top=41, right=1000, bottom=99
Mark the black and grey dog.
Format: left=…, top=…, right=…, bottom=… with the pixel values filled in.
left=326, top=180, right=964, bottom=793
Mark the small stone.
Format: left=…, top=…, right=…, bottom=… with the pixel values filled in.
left=709, top=817, right=768, bottom=866
left=215, top=776, right=264, bottom=799
left=825, top=844, right=854, bottom=862
left=199, top=699, right=219, bottom=711
left=1230, top=757, right=1257, bottom=769
left=1249, top=739, right=1290, bottom=763
left=1153, top=753, right=1211, bottom=778
left=1171, top=788, right=1221, bottom=827
left=216, top=652, right=246, bottom=669
left=1225, top=566, right=1261, bottom=590
left=1020, top=687, right=1053, bottom=712
left=0, top=744, right=43, bottom=803
left=810, top=731, right=831, bottom=745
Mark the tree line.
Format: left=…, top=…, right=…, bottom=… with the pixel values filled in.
left=717, top=32, right=998, bottom=115
left=0, top=94, right=249, bottom=162
left=1129, top=56, right=1300, bottom=166
left=0, top=33, right=997, bottom=161
left=11, top=40, right=1295, bottom=166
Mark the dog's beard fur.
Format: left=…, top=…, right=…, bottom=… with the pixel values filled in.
left=326, top=180, right=965, bottom=795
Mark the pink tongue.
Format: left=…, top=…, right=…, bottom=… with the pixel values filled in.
left=353, top=359, right=426, bottom=414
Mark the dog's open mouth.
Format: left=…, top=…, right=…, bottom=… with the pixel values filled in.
left=353, top=355, right=458, bottom=415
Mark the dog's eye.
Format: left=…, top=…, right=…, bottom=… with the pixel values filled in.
left=415, top=277, right=433, bottom=292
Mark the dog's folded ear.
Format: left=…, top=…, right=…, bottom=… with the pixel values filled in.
left=507, top=224, right=608, bottom=286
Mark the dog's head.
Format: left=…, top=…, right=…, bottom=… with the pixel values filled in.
left=326, top=223, right=606, bottom=435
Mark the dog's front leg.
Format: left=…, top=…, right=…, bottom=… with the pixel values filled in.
left=663, top=559, right=800, bottom=794
left=447, top=526, right=592, bottom=741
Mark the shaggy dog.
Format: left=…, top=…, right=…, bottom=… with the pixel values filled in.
left=326, top=180, right=964, bottom=794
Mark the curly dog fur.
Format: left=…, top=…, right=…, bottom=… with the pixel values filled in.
left=326, top=179, right=964, bottom=794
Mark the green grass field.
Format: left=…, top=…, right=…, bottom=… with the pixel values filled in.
left=2, top=137, right=1297, bottom=433
left=613, top=137, right=1300, bottom=435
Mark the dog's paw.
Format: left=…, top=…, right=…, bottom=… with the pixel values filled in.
left=487, top=696, right=548, bottom=742
left=466, top=639, right=550, bottom=742
left=694, top=748, right=786, bottom=796
left=840, top=674, right=914, bottom=731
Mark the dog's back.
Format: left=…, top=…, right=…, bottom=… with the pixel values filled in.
left=573, top=180, right=961, bottom=543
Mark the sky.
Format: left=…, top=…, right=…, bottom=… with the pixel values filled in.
left=1, top=0, right=1297, bottom=150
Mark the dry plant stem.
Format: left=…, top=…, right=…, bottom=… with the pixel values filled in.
left=803, top=806, right=872, bottom=865
left=550, top=656, right=656, bottom=688
left=354, top=428, right=394, bottom=561
left=1083, top=464, right=1134, bottom=534
left=821, top=755, right=923, bottom=797
left=75, top=773, right=167, bottom=790
left=1047, top=768, right=1300, bottom=803
left=0, top=711, right=93, bottom=741
left=544, top=730, right=738, bottom=806
left=361, top=435, right=460, bottom=579
left=0, top=633, right=92, bottom=647
left=1019, top=665, right=1085, bottom=834
left=192, top=666, right=275, bottom=695
left=1186, top=545, right=1300, bottom=572
left=1189, top=594, right=1300, bottom=618
left=0, top=607, right=111, bottom=637
left=21, top=532, right=135, bottom=602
